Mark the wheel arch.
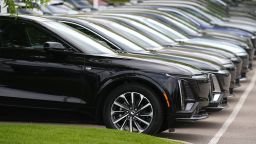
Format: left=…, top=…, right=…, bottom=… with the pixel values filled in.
left=94, top=75, right=171, bottom=124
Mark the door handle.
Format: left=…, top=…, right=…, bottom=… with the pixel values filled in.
left=30, top=56, right=46, bottom=59
left=85, top=66, right=92, bottom=71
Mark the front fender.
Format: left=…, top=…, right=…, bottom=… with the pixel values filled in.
left=96, top=72, right=178, bottom=112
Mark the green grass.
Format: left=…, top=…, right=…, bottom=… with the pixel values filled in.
left=0, top=123, right=181, bottom=144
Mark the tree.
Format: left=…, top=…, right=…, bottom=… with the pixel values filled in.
left=2, top=0, right=49, bottom=14
left=2, top=0, right=130, bottom=14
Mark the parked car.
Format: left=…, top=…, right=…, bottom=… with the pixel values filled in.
left=121, top=5, right=256, bottom=52
left=51, top=16, right=232, bottom=111
left=64, top=0, right=93, bottom=11
left=72, top=14, right=241, bottom=94
left=15, top=2, right=44, bottom=15
left=0, top=15, right=212, bottom=134
left=31, top=0, right=80, bottom=15
left=137, top=2, right=256, bottom=37
left=96, top=9, right=252, bottom=77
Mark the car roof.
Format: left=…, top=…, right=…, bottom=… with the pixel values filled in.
left=0, top=14, right=52, bottom=23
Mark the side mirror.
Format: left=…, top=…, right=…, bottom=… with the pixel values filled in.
left=44, top=42, right=67, bottom=52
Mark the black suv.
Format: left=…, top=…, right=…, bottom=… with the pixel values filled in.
left=0, top=15, right=211, bottom=134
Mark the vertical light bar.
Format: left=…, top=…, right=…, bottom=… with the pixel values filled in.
left=178, top=80, right=184, bottom=110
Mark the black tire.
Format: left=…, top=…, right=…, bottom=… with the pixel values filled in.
left=103, top=83, right=164, bottom=134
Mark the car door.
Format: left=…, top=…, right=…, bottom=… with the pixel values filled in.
left=0, top=18, right=86, bottom=110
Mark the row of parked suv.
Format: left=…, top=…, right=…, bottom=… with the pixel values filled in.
left=0, top=0, right=256, bottom=134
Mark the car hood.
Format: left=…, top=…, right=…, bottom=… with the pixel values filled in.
left=211, top=26, right=254, bottom=37
left=158, top=48, right=232, bottom=66
left=109, top=53, right=203, bottom=77
left=217, top=21, right=256, bottom=33
left=167, top=44, right=236, bottom=59
left=198, top=35, right=250, bottom=49
left=183, top=37, right=247, bottom=54
left=138, top=51, right=223, bottom=72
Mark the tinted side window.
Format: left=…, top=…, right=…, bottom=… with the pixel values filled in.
left=0, top=22, right=2, bottom=47
left=0, top=20, right=30, bottom=48
left=25, top=24, right=60, bottom=49
left=0, top=19, right=67, bottom=49
left=64, top=22, right=118, bottom=50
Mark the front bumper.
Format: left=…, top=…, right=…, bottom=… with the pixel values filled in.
left=207, top=93, right=225, bottom=111
left=176, top=102, right=209, bottom=121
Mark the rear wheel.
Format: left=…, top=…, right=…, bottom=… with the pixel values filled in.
left=103, top=83, right=164, bottom=134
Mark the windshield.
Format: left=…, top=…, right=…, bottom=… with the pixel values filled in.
left=203, top=0, right=228, bottom=18
left=93, top=19, right=165, bottom=50
left=46, top=4, right=78, bottom=14
left=115, top=14, right=188, bottom=39
left=42, top=21, right=115, bottom=55
left=177, top=8, right=212, bottom=27
left=174, top=1, right=226, bottom=20
left=181, top=8, right=212, bottom=24
left=82, top=20, right=146, bottom=52
left=105, top=16, right=176, bottom=46
left=74, top=0, right=90, bottom=6
left=141, top=13, right=201, bottom=37
left=142, top=16, right=189, bottom=39
left=160, top=9, right=201, bottom=29
left=186, top=5, right=223, bottom=23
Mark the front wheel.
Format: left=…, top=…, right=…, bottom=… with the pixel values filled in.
left=103, top=83, right=164, bottom=134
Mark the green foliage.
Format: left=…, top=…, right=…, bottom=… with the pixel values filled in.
left=0, top=123, right=181, bottom=144
left=3, top=0, right=49, bottom=14
left=107, top=0, right=130, bottom=4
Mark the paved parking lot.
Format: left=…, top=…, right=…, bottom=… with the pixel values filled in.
left=159, top=61, right=256, bottom=144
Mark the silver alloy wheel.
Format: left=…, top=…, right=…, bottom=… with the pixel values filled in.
left=110, top=92, right=154, bottom=133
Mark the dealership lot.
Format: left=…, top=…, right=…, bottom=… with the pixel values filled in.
left=1, top=0, right=256, bottom=143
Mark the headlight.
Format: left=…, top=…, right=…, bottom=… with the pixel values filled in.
left=223, top=63, right=235, bottom=69
left=217, top=70, right=230, bottom=76
left=236, top=52, right=248, bottom=57
left=231, top=57, right=241, bottom=62
left=192, top=74, right=208, bottom=81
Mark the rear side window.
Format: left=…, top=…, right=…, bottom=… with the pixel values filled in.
left=63, top=21, right=119, bottom=50
left=0, top=19, right=67, bottom=49
left=0, top=20, right=30, bottom=48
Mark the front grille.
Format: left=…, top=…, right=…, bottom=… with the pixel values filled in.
left=234, top=61, right=242, bottom=79
left=175, top=80, right=196, bottom=111
left=245, top=49, right=254, bottom=61
left=240, top=55, right=249, bottom=70
left=183, top=81, right=196, bottom=100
